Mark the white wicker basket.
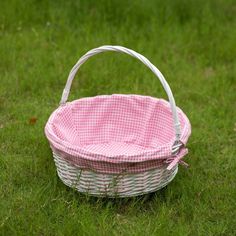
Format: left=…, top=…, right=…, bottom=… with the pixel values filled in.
left=45, top=45, right=191, bottom=198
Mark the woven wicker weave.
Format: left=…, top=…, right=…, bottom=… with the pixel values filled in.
left=53, top=152, right=178, bottom=197
left=45, top=45, right=191, bottom=197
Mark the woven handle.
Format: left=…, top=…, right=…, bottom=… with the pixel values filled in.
left=60, top=45, right=181, bottom=142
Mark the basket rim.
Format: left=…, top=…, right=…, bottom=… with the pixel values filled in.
left=45, top=94, right=191, bottom=163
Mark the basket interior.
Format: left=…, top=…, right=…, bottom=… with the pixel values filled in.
left=49, top=95, right=187, bottom=156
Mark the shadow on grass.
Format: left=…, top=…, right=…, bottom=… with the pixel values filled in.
left=58, top=180, right=170, bottom=214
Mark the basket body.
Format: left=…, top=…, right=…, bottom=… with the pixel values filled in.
left=46, top=95, right=190, bottom=197
left=53, top=151, right=178, bottom=197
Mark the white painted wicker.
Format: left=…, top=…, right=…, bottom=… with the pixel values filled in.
left=53, top=152, right=178, bottom=197
left=47, top=45, right=189, bottom=197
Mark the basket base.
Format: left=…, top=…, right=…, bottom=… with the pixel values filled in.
left=53, top=152, right=178, bottom=198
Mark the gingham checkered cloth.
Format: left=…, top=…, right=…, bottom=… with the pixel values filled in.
left=45, top=94, right=191, bottom=174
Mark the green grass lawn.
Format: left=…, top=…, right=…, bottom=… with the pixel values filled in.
left=0, top=0, right=236, bottom=235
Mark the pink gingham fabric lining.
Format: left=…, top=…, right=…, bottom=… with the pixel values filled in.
left=45, top=94, right=191, bottom=173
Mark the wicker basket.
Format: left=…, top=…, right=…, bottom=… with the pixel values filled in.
left=45, top=45, right=191, bottom=197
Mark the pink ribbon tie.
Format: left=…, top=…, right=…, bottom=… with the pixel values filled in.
left=166, top=155, right=189, bottom=171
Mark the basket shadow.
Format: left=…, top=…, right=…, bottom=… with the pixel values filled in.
left=61, top=182, right=171, bottom=214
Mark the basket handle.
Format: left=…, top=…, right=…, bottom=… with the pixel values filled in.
left=60, top=45, right=181, bottom=142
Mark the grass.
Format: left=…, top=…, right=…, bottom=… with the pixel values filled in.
left=0, top=0, right=236, bottom=235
